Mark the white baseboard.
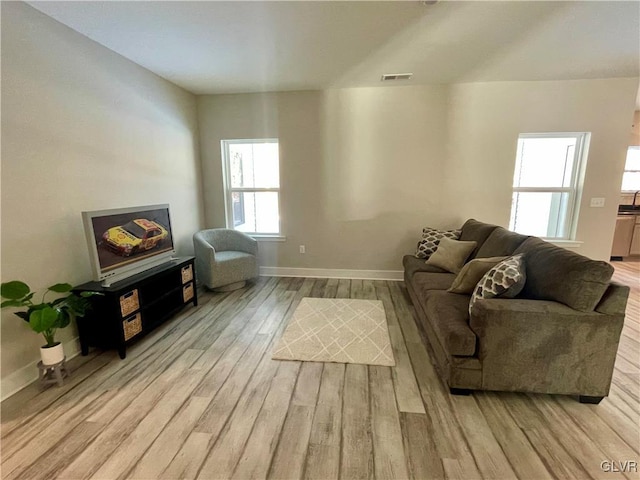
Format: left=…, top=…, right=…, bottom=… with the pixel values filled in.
left=1, top=337, right=82, bottom=402
left=259, top=266, right=403, bottom=281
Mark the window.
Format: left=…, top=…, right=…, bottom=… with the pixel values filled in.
left=621, top=146, right=640, bottom=191
left=509, top=133, right=589, bottom=239
left=222, top=139, right=280, bottom=235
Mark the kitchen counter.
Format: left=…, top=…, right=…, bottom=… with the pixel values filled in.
left=618, top=205, right=640, bottom=213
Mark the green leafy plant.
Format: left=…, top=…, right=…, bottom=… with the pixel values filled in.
left=1, top=281, right=101, bottom=347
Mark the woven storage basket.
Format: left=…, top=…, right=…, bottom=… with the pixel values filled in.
left=183, top=283, right=194, bottom=302
left=120, top=289, right=139, bottom=317
left=123, top=313, right=142, bottom=341
left=181, top=264, right=193, bottom=284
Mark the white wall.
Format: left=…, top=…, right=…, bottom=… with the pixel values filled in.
left=198, top=78, right=638, bottom=272
left=198, top=86, right=452, bottom=272
left=446, top=78, right=638, bottom=260
left=1, top=2, right=204, bottom=395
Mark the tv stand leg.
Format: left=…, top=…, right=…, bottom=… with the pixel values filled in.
left=118, top=345, right=126, bottom=360
left=80, top=341, right=89, bottom=356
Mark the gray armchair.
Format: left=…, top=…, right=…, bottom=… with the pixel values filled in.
left=193, top=229, right=259, bottom=291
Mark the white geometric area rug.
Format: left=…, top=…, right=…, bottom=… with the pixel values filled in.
left=272, top=297, right=395, bottom=367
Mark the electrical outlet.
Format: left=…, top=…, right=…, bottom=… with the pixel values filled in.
left=590, top=197, right=605, bottom=208
left=299, top=245, right=306, bottom=254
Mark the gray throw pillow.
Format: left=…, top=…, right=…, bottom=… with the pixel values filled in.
left=469, top=254, right=526, bottom=313
left=425, top=237, right=477, bottom=274
left=415, top=227, right=461, bottom=259
left=448, top=256, right=507, bottom=294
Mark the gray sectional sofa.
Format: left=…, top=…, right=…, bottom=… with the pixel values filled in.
left=403, top=219, right=629, bottom=403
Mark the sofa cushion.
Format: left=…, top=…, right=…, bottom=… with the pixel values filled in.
left=448, top=256, right=506, bottom=294
left=459, top=219, right=499, bottom=259
left=469, top=254, right=526, bottom=312
left=413, top=271, right=458, bottom=292
left=403, top=255, right=447, bottom=280
left=514, top=237, right=614, bottom=312
left=513, top=236, right=545, bottom=254
left=476, top=227, right=529, bottom=258
left=424, top=290, right=477, bottom=356
left=426, top=237, right=477, bottom=273
left=415, top=227, right=461, bottom=259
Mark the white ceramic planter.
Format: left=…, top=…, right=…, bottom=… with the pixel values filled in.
left=40, top=343, right=64, bottom=365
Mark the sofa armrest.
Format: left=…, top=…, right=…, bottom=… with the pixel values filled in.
left=194, top=233, right=216, bottom=260
left=595, top=282, right=629, bottom=315
left=468, top=298, right=624, bottom=396
left=193, top=233, right=216, bottom=287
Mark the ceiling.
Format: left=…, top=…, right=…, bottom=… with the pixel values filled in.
left=27, top=1, right=640, bottom=97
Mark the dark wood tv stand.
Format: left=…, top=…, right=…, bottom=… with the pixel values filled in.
left=74, top=256, right=197, bottom=359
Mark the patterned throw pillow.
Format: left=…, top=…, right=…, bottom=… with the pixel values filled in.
left=415, top=227, right=461, bottom=259
left=469, top=254, right=526, bottom=314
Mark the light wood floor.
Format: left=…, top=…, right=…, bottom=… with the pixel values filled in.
left=2, top=264, right=639, bottom=480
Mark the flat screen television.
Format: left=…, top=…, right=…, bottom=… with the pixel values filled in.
left=82, top=204, right=176, bottom=286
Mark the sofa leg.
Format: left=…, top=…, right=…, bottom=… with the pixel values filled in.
left=449, top=388, right=472, bottom=396
left=579, top=395, right=604, bottom=404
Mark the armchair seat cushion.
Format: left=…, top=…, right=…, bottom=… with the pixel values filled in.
left=216, top=251, right=255, bottom=263
left=213, top=251, right=257, bottom=286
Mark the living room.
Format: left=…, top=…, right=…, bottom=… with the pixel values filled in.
left=2, top=1, right=639, bottom=478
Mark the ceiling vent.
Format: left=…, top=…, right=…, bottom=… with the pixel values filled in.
left=381, top=73, right=413, bottom=81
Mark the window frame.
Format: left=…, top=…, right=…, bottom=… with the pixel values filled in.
left=510, top=132, right=589, bottom=241
left=221, top=138, right=281, bottom=237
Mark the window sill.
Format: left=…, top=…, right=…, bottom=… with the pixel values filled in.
left=547, top=239, right=583, bottom=248
left=250, top=235, right=287, bottom=242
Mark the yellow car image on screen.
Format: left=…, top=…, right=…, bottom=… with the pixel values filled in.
left=102, top=219, right=168, bottom=257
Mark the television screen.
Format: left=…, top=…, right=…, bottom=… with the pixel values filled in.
left=83, top=204, right=176, bottom=285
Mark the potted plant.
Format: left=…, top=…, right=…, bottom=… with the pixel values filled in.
left=1, top=281, right=100, bottom=365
